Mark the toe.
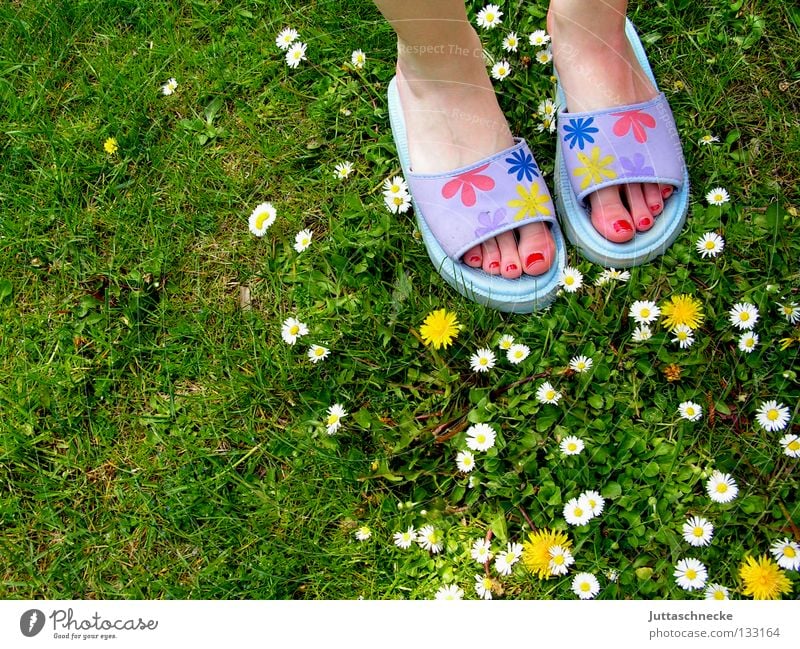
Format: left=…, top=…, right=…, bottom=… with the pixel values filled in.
left=481, top=237, right=501, bottom=274
left=463, top=244, right=483, bottom=268
left=623, top=183, right=655, bottom=232
left=659, top=184, right=673, bottom=201
left=518, top=222, right=555, bottom=276
left=496, top=231, right=522, bottom=278
left=643, top=183, right=663, bottom=220
left=588, top=187, right=635, bottom=242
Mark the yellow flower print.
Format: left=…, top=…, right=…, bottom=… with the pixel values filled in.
left=507, top=183, right=551, bottom=221
left=573, top=146, right=617, bottom=190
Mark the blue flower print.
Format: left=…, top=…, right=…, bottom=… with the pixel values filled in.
left=562, top=117, right=599, bottom=150
left=474, top=208, right=507, bottom=238
left=620, top=152, right=655, bottom=177
left=505, top=148, right=539, bottom=182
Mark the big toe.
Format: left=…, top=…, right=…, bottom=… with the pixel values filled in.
left=518, top=222, right=555, bottom=276
left=588, top=187, right=635, bottom=243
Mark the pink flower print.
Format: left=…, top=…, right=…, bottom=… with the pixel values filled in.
left=611, top=109, right=656, bottom=143
left=441, top=163, right=495, bottom=207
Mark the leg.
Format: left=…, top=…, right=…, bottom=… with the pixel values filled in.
left=374, top=0, right=555, bottom=277
left=549, top=0, right=673, bottom=240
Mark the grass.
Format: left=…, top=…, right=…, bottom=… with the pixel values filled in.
left=0, top=0, right=798, bottom=600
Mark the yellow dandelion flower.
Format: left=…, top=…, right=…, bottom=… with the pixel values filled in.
left=739, top=555, right=792, bottom=600
left=522, top=528, right=573, bottom=579
left=419, top=309, right=460, bottom=350
left=660, top=294, right=704, bottom=331
left=103, top=137, right=119, bottom=154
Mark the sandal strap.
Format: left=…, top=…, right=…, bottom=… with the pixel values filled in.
left=557, top=93, right=685, bottom=205
left=406, top=139, right=557, bottom=260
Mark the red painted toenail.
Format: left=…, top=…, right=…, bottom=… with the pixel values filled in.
left=469, top=255, right=481, bottom=264
left=650, top=204, right=660, bottom=213
left=639, top=217, right=652, bottom=228
left=662, top=188, right=672, bottom=198
left=526, top=253, right=544, bottom=267
left=613, top=220, right=634, bottom=233
left=489, top=261, right=500, bottom=270
left=506, top=264, right=518, bottom=272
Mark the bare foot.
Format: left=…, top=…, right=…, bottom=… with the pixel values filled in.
left=395, top=28, right=555, bottom=277
left=548, top=4, right=673, bottom=240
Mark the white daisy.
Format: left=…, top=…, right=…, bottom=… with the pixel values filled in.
left=494, top=542, right=523, bottom=576
left=355, top=525, right=371, bottom=541
left=706, top=471, right=738, bottom=503
left=471, top=538, right=493, bottom=564
left=383, top=191, right=412, bottom=214
left=560, top=435, right=584, bottom=456
left=434, top=584, right=463, bottom=600
left=563, top=497, right=593, bottom=526
left=671, top=324, right=695, bottom=349
left=285, top=42, right=307, bottom=69
left=536, top=381, right=561, bottom=405
left=502, top=32, right=519, bottom=52
left=456, top=450, right=476, bottom=473
left=334, top=161, right=354, bottom=179
left=535, top=48, right=553, bottom=65
left=325, top=403, right=347, bottom=435
left=738, top=332, right=758, bottom=353
left=678, top=401, right=702, bottom=422
left=571, top=572, right=600, bottom=599
left=729, top=302, right=759, bottom=330
left=350, top=49, right=366, bottom=69
left=307, top=344, right=329, bottom=363
left=537, top=99, right=556, bottom=118
left=631, top=325, right=653, bottom=342
left=161, top=77, right=178, bottom=95
left=560, top=266, right=583, bottom=292
left=393, top=526, right=416, bottom=549
left=548, top=545, right=575, bottom=576
left=595, top=268, right=630, bottom=286
left=281, top=316, right=308, bottom=345
left=537, top=116, right=556, bottom=134
left=682, top=516, right=714, bottom=547
left=704, top=583, right=730, bottom=600
left=578, top=490, right=605, bottom=517
left=695, top=232, right=725, bottom=258
left=275, top=28, right=299, bottom=50
left=417, top=525, right=443, bottom=553
left=780, top=433, right=800, bottom=458
left=569, top=355, right=593, bottom=373
left=507, top=343, right=530, bottom=364
left=382, top=175, right=408, bottom=197
left=466, top=423, right=496, bottom=452
left=497, top=334, right=514, bottom=350
left=248, top=201, right=277, bottom=236
left=705, top=187, right=730, bottom=205
left=770, top=538, right=800, bottom=571
left=470, top=348, right=496, bottom=373
left=755, top=400, right=790, bottom=432
left=293, top=228, right=313, bottom=252
left=699, top=134, right=719, bottom=145
left=474, top=574, right=494, bottom=600
left=529, top=30, right=551, bottom=47
left=606, top=569, right=619, bottom=583
left=674, top=558, right=708, bottom=591
left=778, top=301, right=800, bottom=324
left=490, top=60, right=511, bottom=81
left=476, top=4, right=503, bottom=30
left=629, top=300, right=661, bottom=325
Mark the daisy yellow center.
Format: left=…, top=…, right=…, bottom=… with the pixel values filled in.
left=553, top=554, right=564, bottom=565
left=784, top=546, right=796, bottom=558
left=392, top=196, right=404, bottom=205
left=567, top=443, right=577, bottom=451
left=767, top=409, right=779, bottom=421
left=713, top=590, right=725, bottom=600
left=546, top=390, right=556, bottom=400
left=686, top=407, right=696, bottom=416
left=716, top=483, right=728, bottom=493
left=482, top=577, right=492, bottom=588
left=256, top=212, right=271, bottom=229
left=685, top=569, right=697, bottom=580
left=573, top=507, right=583, bottom=517
left=565, top=276, right=575, bottom=285
left=314, top=348, right=324, bottom=356
left=428, top=532, right=439, bottom=544
left=641, top=308, right=651, bottom=318
left=301, top=236, right=310, bottom=244
left=705, top=240, right=716, bottom=249
left=463, top=457, right=473, bottom=466
left=739, top=312, right=750, bottom=321
left=486, top=12, right=495, bottom=20
left=293, top=51, right=302, bottom=59
left=713, top=193, right=723, bottom=201
left=476, top=434, right=486, bottom=444
left=289, top=325, right=300, bottom=335
left=788, top=440, right=800, bottom=451
left=783, top=306, right=793, bottom=315
left=580, top=582, right=591, bottom=592
left=479, top=357, right=488, bottom=365
left=577, top=362, right=585, bottom=369
left=588, top=499, right=596, bottom=509
left=515, top=351, right=524, bottom=359
left=677, top=331, right=688, bottom=340
left=692, top=527, right=704, bottom=537
left=507, top=552, right=516, bottom=562
left=327, top=414, right=339, bottom=425
left=543, top=117, right=553, bottom=127
left=391, top=184, right=400, bottom=193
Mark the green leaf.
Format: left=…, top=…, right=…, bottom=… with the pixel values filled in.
left=635, top=567, right=653, bottom=581
left=601, top=481, right=622, bottom=500
left=0, top=278, right=11, bottom=302
left=490, top=511, right=508, bottom=543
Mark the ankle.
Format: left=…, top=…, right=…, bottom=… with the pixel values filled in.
left=396, top=27, right=485, bottom=80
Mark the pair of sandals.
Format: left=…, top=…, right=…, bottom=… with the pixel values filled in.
left=388, top=20, right=689, bottom=313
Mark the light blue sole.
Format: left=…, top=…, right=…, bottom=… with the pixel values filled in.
left=388, top=78, right=566, bottom=314
left=554, top=19, right=689, bottom=268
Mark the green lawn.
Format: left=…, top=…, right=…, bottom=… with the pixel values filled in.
left=0, top=0, right=798, bottom=600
